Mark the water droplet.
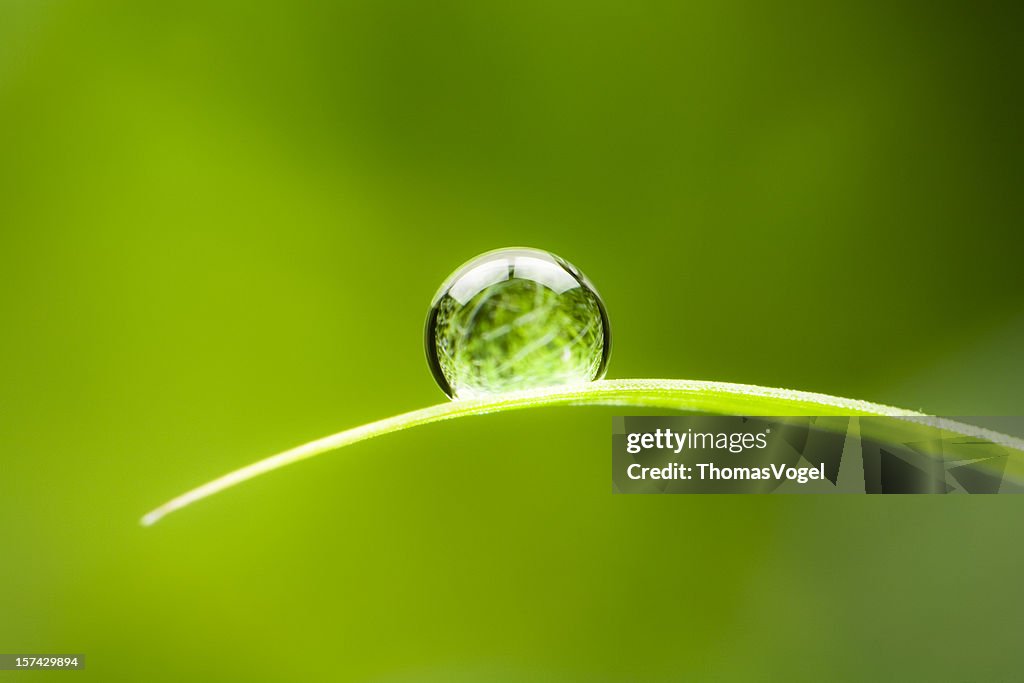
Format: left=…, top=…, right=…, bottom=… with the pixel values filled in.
left=426, top=247, right=611, bottom=399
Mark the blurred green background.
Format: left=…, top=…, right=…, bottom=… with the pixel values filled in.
left=1, top=0, right=1022, bottom=680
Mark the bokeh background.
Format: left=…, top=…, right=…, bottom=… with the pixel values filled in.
left=1, top=1, right=1022, bottom=680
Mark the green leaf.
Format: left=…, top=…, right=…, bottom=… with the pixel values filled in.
left=141, top=379, right=1024, bottom=525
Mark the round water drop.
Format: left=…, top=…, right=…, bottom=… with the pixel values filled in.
left=425, top=247, right=611, bottom=399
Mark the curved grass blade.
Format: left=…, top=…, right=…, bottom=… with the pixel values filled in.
left=141, top=379, right=1024, bottom=526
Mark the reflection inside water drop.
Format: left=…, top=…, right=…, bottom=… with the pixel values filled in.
left=425, top=247, right=611, bottom=399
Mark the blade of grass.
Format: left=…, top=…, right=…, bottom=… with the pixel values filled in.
left=140, top=379, right=1024, bottom=525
